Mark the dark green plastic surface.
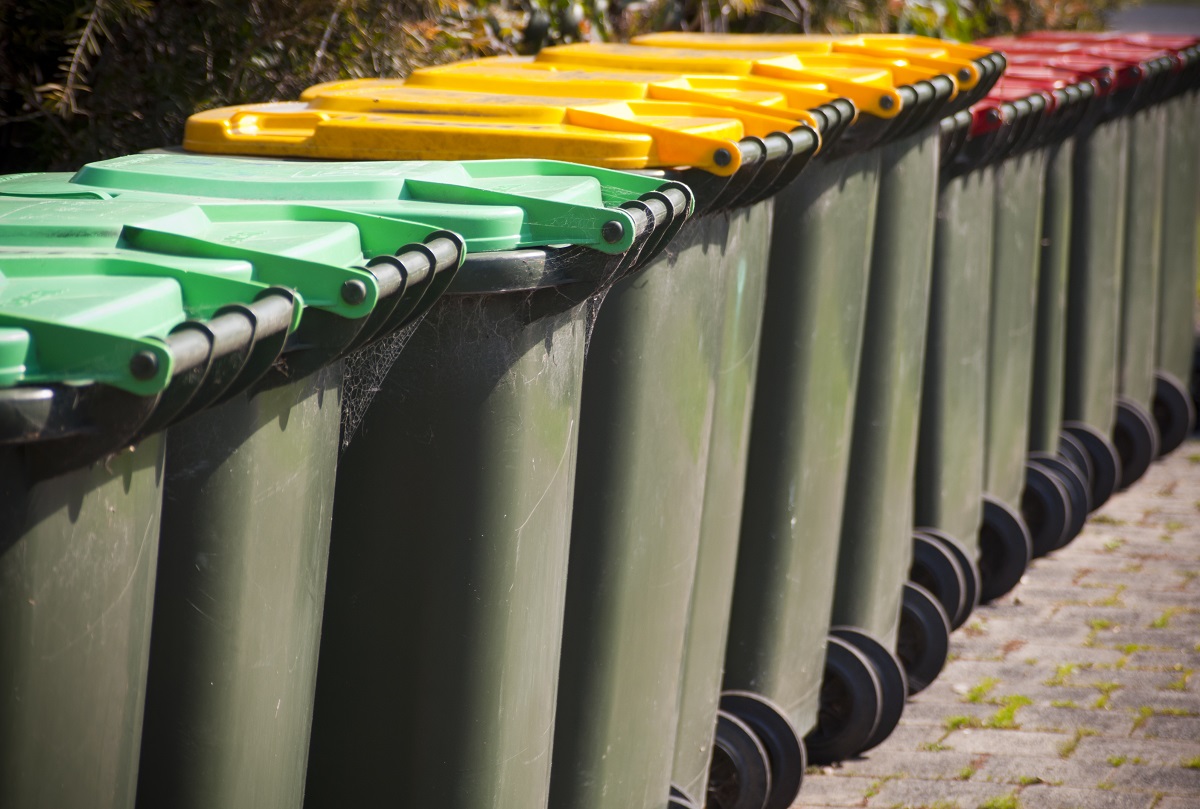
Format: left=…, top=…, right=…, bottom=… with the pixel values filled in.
left=1156, top=94, right=1200, bottom=387
left=832, top=125, right=940, bottom=649
left=1117, top=105, right=1167, bottom=412
left=0, top=440, right=164, bottom=809
left=984, top=148, right=1047, bottom=507
left=915, top=166, right=995, bottom=555
left=137, top=368, right=341, bottom=809
left=1064, top=117, right=1129, bottom=434
left=721, top=150, right=881, bottom=736
left=671, top=202, right=774, bottom=799
left=1028, top=138, right=1075, bottom=455
left=305, top=286, right=593, bottom=809
left=551, top=206, right=762, bottom=809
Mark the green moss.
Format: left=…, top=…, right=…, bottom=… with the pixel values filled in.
left=1050, top=699, right=1078, bottom=708
left=1091, top=514, right=1126, bottom=526
left=945, top=715, right=983, bottom=732
left=965, top=677, right=1000, bottom=704
left=1150, top=608, right=1178, bottom=629
left=1182, top=756, right=1200, bottom=770
left=978, top=793, right=1021, bottom=809
left=957, top=766, right=975, bottom=781
left=1045, top=663, right=1077, bottom=686
left=1132, top=705, right=1155, bottom=731
left=1107, top=755, right=1127, bottom=767
left=987, top=695, right=1032, bottom=729
left=1058, top=727, right=1099, bottom=758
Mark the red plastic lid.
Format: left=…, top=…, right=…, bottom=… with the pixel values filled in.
left=988, top=82, right=1057, bottom=110
left=1024, top=30, right=1199, bottom=53
left=969, top=99, right=1006, bottom=136
left=1003, top=52, right=1130, bottom=92
left=992, top=79, right=1062, bottom=110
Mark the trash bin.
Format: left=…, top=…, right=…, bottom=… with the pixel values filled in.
left=188, top=82, right=828, bottom=809
left=379, top=58, right=856, bottom=809
left=578, top=34, right=997, bottom=774
left=980, top=40, right=1136, bottom=509
left=912, top=103, right=997, bottom=618
left=1, top=154, right=687, bottom=809
left=980, top=38, right=1184, bottom=502
left=0, top=191, right=456, bottom=809
left=1020, top=33, right=1200, bottom=456
left=998, top=67, right=1102, bottom=562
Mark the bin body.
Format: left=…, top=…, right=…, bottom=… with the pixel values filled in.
left=831, top=125, right=940, bottom=647
left=720, top=150, right=880, bottom=736
left=984, top=148, right=1048, bottom=507
left=1064, top=117, right=1130, bottom=434
left=136, top=368, right=341, bottom=809
left=914, top=165, right=994, bottom=551
left=1028, top=138, right=1076, bottom=455
left=672, top=202, right=774, bottom=799
left=1117, top=104, right=1167, bottom=413
left=0, top=440, right=164, bottom=809
left=305, top=287, right=592, bottom=809
left=551, top=205, right=769, bottom=809
left=1157, top=93, right=1200, bottom=388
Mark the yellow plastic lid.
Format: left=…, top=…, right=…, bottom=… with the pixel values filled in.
left=184, top=97, right=784, bottom=175
left=535, top=43, right=905, bottom=117
left=632, top=32, right=983, bottom=90
left=346, top=60, right=833, bottom=131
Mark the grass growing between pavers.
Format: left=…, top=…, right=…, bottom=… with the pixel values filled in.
left=1057, top=727, right=1100, bottom=758
left=977, top=793, right=1020, bottom=809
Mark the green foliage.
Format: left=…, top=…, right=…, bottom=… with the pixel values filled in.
left=2, top=0, right=1127, bottom=170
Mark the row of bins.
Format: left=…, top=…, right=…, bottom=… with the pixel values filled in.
left=0, top=29, right=1195, bottom=809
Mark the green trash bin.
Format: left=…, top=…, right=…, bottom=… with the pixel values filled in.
left=1154, top=48, right=1200, bottom=455
left=1015, top=32, right=1200, bottom=459
left=0, top=189, right=465, bottom=809
left=0, top=238, right=304, bottom=809
left=1009, top=68, right=1102, bottom=565
left=0, top=154, right=687, bottom=809
left=980, top=39, right=1176, bottom=508
left=616, top=37, right=1006, bottom=785
left=183, top=83, right=824, bottom=809
left=912, top=106, right=997, bottom=621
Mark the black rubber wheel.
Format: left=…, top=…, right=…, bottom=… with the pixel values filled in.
left=830, top=627, right=907, bottom=753
left=1058, top=430, right=1095, bottom=498
left=909, top=533, right=968, bottom=630
left=803, top=636, right=883, bottom=765
left=1113, top=396, right=1159, bottom=490
left=913, top=527, right=980, bottom=629
left=1022, top=460, right=1073, bottom=558
left=1063, top=421, right=1122, bottom=511
left=669, top=785, right=701, bottom=809
left=719, top=691, right=805, bottom=809
left=1031, top=453, right=1089, bottom=549
left=897, top=582, right=951, bottom=695
left=707, top=711, right=772, bottom=809
left=977, top=495, right=1033, bottom=603
left=1153, top=371, right=1195, bottom=457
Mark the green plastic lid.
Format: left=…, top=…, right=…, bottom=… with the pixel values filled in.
left=0, top=153, right=682, bottom=255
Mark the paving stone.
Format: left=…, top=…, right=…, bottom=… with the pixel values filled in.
left=1019, top=706, right=1136, bottom=736
left=970, top=754, right=1114, bottom=788
left=1132, top=714, right=1200, bottom=741
left=1072, top=735, right=1200, bottom=767
left=1016, top=784, right=1157, bottom=808
left=898, top=699, right=993, bottom=727
left=1108, top=764, right=1200, bottom=793
left=864, top=778, right=1018, bottom=809
left=830, top=749, right=978, bottom=780
left=940, top=728, right=1068, bottom=757
left=793, top=774, right=877, bottom=807
left=1157, top=797, right=1200, bottom=809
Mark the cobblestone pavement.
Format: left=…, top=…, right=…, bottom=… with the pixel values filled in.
left=796, top=438, right=1200, bottom=809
